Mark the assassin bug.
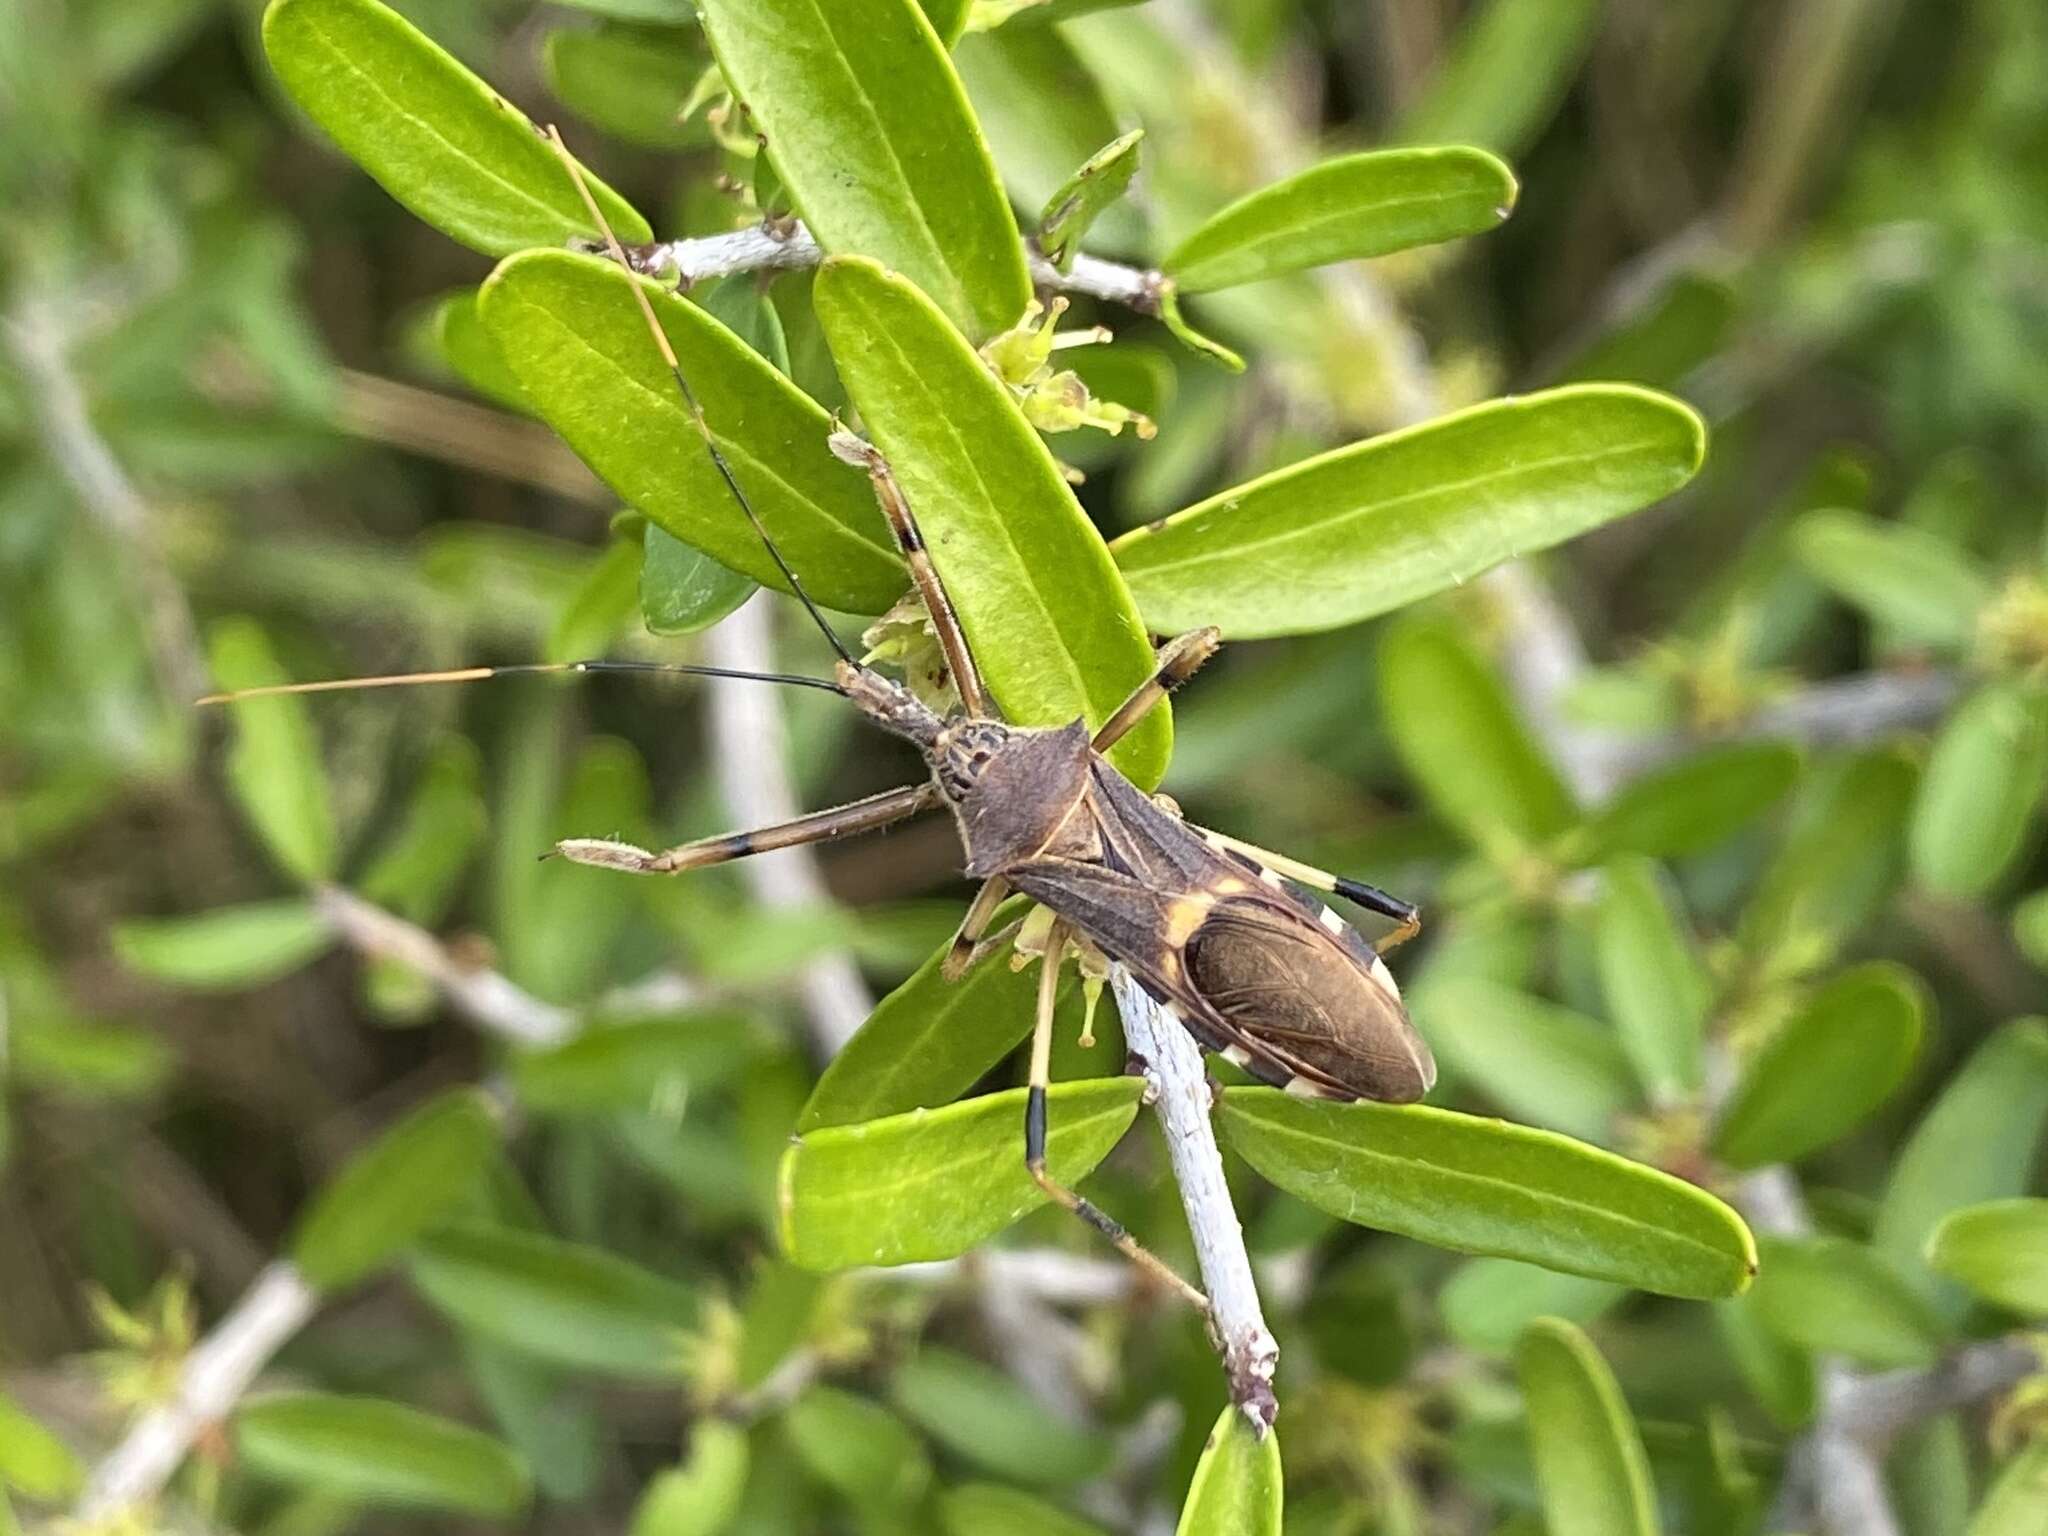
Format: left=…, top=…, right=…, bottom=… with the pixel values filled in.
left=210, top=131, right=1435, bottom=1313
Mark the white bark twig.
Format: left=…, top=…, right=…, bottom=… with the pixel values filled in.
left=1114, top=967, right=1279, bottom=1431
left=73, top=1261, right=319, bottom=1525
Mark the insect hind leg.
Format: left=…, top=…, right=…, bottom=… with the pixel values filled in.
left=1024, top=922, right=1209, bottom=1314
left=1189, top=825, right=1422, bottom=953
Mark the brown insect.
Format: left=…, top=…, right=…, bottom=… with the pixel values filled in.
left=211, top=133, right=1434, bottom=1312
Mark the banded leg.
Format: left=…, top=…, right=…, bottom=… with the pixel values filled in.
left=1092, top=627, right=1222, bottom=754
left=1025, top=922, right=1210, bottom=1313
left=555, top=782, right=938, bottom=875
left=829, top=436, right=991, bottom=719
left=941, top=876, right=1011, bottom=980
left=1191, top=825, right=1421, bottom=952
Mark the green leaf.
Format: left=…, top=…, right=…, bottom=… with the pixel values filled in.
left=1750, top=1235, right=1945, bottom=1368
left=1737, top=747, right=1918, bottom=967
left=786, top=1388, right=933, bottom=1510
left=546, top=535, right=640, bottom=664
left=1927, top=1199, right=2048, bottom=1316
left=1712, top=963, right=1925, bottom=1170
left=629, top=1421, right=749, bottom=1536
left=1555, top=269, right=1738, bottom=390
left=1219, top=1089, right=1756, bottom=1299
left=208, top=618, right=338, bottom=883
left=1591, top=860, right=1709, bottom=1105
left=1910, top=682, right=2048, bottom=898
left=1163, top=147, right=1516, bottom=293
left=938, top=1483, right=1111, bottom=1536
left=1715, top=1291, right=1815, bottom=1430
left=1156, top=287, right=1247, bottom=372
left=1399, top=0, right=1603, bottom=156
left=1968, top=1440, right=2048, bottom=1536
left=235, top=1393, right=530, bottom=1517
left=414, top=290, right=531, bottom=411
left=1111, top=386, right=1706, bottom=640
left=290, top=1088, right=501, bottom=1289
left=1378, top=617, right=1576, bottom=857
left=113, top=899, right=332, bottom=990
left=1174, top=1406, right=1281, bottom=1536
left=548, top=0, right=694, bottom=19
left=641, top=524, right=756, bottom=636
left=813, top=256, right=1171, bottom=787
left=2013, top=889, right=2048, bottom=970
left=0, top=1392, right=84, bottom=1502
left=695, top=0, right=1030, bottom=339
left=892, top=1348, right=1108, bottom=1488
left=1515, top=1318, right=1660, bottom=1536
left=261, top=0, right=648, bottom=256
left=356, top=736, right=487, bottom=924
left=1575, top=742, right=1800, bottom=862
left=1409, top=977, right=1636, bottom=1143
left=510, top=1014, right=760, bottom=1113
left=1440, top=1258, right=1626, bottom=1355
left=409, top=1224, right=698, bottom=1378
left=778, top=1079, right=1144, bottom=1268
left=800, top=901, right=1073, bottom=1131
left=1040, top=129, right=1144, bottom=270
left=481, top=250, right=903, bottom=613
left=542, top=23, right=705, bottom=150
left=1873, top=1020, right=2048, bottom=1310
left=1793, top=509, right=1990, bottom=651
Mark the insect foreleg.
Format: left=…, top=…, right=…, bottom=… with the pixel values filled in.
left=1023, top=923, right=1210, bottom=1314
left=1091, top=627, right=1222, bottom=753
left=1187, top=825, right=1422, bottom=953
left=554, top=782, right=937, bottom=875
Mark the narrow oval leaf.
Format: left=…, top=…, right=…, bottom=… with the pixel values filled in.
left=893, top=1349, right=1109, bottom=1488
left=939, top=1483, right=1112, bottom=1536
left=290, top=1089, right=500, bottom=1289
left=2012, top=889, right=2048, bottom=970
left=1712, top=963, right=1925, bottom=1170
left=261, top=0, right=647, bottom=256
left=481, top=250, right=903, bottom=613
left=1515, top=1318, right=1659, bottom=1536
left=1909, top=682, right=2048, bottom=898
left=113, top=899, right=332, bottom=990
left=0, top=1392, right=84, bottom=1503
left=1591, top=860, right=1709, bottom=1105
left=208, top=618, right=337, bottom=883
left=1576, top=742, right=1800, bottom=862
left=1399, top=0, right=1602, bottom=155
left=1379, top=618, right=1576, bottom=856
left=641, top=524, right=756, bottom=635
left=235, top=1393, right=530, bottom=1517
left=1927, top=1199, right=2048, bottom=1317
left=629, top=1421, right=749, bottom=1536
left=1164, top=147, right=1516, bottom=293
left=1110, top=385, right=1706, bottom=640
left=1410, top=976, right=1636, bottom=1143
left=542, top=23, right=705, bottom=151
left=778, top=1078, right=1145, bottom=1269
left=415, top=289, right=531, bottom=411
left=1440, top=1258, right=1625, bottom=1355
left=509, top=1013, right=761, bottom=1113
left=409, top=1224, right=698, bottom=1378
left=1750, top=1235, right=1945, bottom=1368
left=695, top=0, right=1029, bottom=339
left=786, top=1388, right=932, bottom=1510
left=1175, top=1405, right=1281, bottom=1536
left=1874, top=1019, right=2048, bottom=1311
left=800, top=902, right=1073, bottom=1131
left=1793, top=509, right=1990, bottom=651
left=814, top=256, right=1170, bottom=786
left=1968, top=1440, right=2048, bottom=1536
left=1039, top=130, right=1144, bottom=270
left=1218, top=1089, right=1756, bottom=1299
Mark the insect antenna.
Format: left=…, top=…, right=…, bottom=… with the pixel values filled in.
left=544, top=126, right=856, bottom=669
left=196, top=659, right=848, bottom=707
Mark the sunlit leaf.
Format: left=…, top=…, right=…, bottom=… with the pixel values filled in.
left=413, top=289, right=530, bottom=411
left=779, top=1079, right=1144, bottom=1268
left=0, top=1392, right=83, bottom=1503
left=1410, top=976, right=1636, bottom=1142
left=290, top=1089, right=500, bottom=1289
left=235, top=1393, right=530, bottom=1517
left=208, top=618, right=338, bottom=883
left=1040, top=130, right=1144, bottom=270
left=1515, top=1318, right=1659, bottom=1536
left=696, top=0, right=1030, bottom=339
left=1111, top=386, right=1705, bottom=639
left=1164, top=147, right=1516, bottom=293
left=1968, top=1440, right=2048, bottom=1536
left=542, top=22, right=705, bottom=150
left=629, top=1421, right=749, bottom=1536
left=261, top=0, right=647, bottom=255
left=787, top=1388, right=932, bottom=1511
left=1591, top=860, right=1709, bottom=1106
left=814, top=256, right=1170, bottom=786
left=113, top=899, right=332, bottom=990
left=1712, top=963, right=1924, bottom=1170
left=1909, top=681, right=2048, bottom=898
left=410, top=1224, right=698, bottom=1379
left=641, top=525, right=755, bottom=636
left=481, top=250, right=903, bottom=614
left=893, top=1348, right=1108, bottom=1488
left=938, top=1483, right=1111, bottom=1536
left=1750, top=1235, right=1945, bottom=1368
left=1219, top=1089, right=1756, bottom=1299
left=1440, top=1258, right=1625, bottom=1355
left=1927, top=1199, right=2048, bottom=1317
left=1174, top=1405, right=1281, bottom=1536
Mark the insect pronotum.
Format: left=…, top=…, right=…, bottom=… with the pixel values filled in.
left=211, top=130, right=1436, bottom=1314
